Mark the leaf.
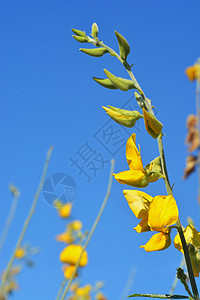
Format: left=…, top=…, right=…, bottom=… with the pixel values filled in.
left=128, top=294, right=189, bottom=299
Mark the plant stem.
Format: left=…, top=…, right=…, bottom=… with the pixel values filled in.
left=0, top=146, right=53, bottom=296
left=0, top=196, right=19, bottom=253
left=195, top=62, right=200, bottom=209
left=58, top=159, right=115, bottom=300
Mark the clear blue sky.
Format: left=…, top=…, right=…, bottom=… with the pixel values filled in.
left=1, top=1, right=200, bottom=299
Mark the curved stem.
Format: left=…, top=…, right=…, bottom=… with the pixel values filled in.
left=0, top=196, right=19, bottom=253
left=58, top=159, right=115, bottom=300
left=0, top=146, right=53, bottom=296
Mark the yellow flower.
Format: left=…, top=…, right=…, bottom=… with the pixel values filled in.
left=68, top=220, right=83, bottom=231
left=123, top=190, right=179, bottom=251
left=174, top=224, right=200, bottom=276
left=75, top=284, right=92, bottom=300
left=113, top=134, right=149, bottom=187
left=185, top=64, right=200, bottom=81
left=63, top=265, right=78, bottom=279
left=15, top=248, right=26, bottom=259
left=58, top=203, right=72, bottom=218
left=60, top=244, right=88, bottom=267
left=56, top=231, right=74, bottom=244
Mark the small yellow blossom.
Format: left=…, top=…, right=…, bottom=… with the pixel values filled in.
left=56, top=231, right=74, bottom=244
left=75, top=284, right=92, bottom=300
left=58, top=203, right=72, bottom=218
left=68, top=220, right=83, bottom=231
left=123, top=191, right=179, bottom=251
left=63, top=265, right=78, bottom=279
left=60, top=244, right=88, bottom=267
left=113, top=134, right=149, bottom=187
left=15, top=248, right=26, bottom=259
left=174, top=224, right=200, bottom=276
left=185, top=64, right=200, bottom=81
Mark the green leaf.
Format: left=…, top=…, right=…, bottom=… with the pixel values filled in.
left=128, top=294, right=189, bottom=299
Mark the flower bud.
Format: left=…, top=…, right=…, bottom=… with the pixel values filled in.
left=188, top=244, right=200, bottom=277
left=72, top=35, right=88, bottom=43
left=91, top=23, right=99, bottom=38
left=145, top=157, right=163, bottom=182
left=104, top=69, right=137, bottom=91
left=72, top=28, right=87, bottom=37
left=102, top=105, right=143, bottom=128
left=115, top=31, right=130, bottom=61
left=79, top=47, right=108, bottom=57
left=93, top=77, right=117, bottom=89
left=142, top=109, right=163, bottom=139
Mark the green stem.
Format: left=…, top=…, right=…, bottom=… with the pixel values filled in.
left=0, top=146, right=53, bottom=296
left=0, top=196, right=19, bottom=253
left=86, top=33, right=199, bottom=300
left=58, top=159, right=115, bottom=300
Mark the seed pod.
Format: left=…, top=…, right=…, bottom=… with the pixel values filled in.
left=103, top=105, right=143, bottom=128
left=115, top=31, right=130, bottom=61
left=80, top=47, right=108, bottom=57
left=92, top=77, right=117, bottom=89
left=104, top=69, right=136, bottom=91
left=91, top=23, right=99, bottom=38
left=72, top=28, right=87, bottom=37
left=142, top=108, right=163, bottom=139
left=72, top=35, right=88, bottom=43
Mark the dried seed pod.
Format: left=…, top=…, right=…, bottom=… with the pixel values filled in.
left=115, top=31, right=130, bottom=61
left=92, top=77, right=117, bottom=89
left=79, top=47, right=108, bottom=57
left=104, top=69, right=136, bottom=91
left=183, top=155, right=197, bottom=179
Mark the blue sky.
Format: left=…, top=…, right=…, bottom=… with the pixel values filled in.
left=1, top=1, right=200, bottom=299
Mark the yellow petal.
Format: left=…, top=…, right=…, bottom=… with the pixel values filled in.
left=68, top=220, right=83, bottom=231
left=60, top=244, right=88, bottom=267
left=148, top=195, right=179, bottom=232
left=123, top=190, right=153, bottom=219
left=113, top=170, right=149, bottom=187
left=126, top=134, right=144, bottom=171
left=143, top=109, right=163, bottom=139
left=56, top=232, right=74, bottom=244
left=15, top=248, right=26, bottom=259
left=63, top=265, right=78, bottom=280
left=58, top=203, right=72, bottom=218
left=140, top=232, right=171, bottom=252
left=174, top=224, right=200, bottom=253
left=134, top=217, right=151, bottom=233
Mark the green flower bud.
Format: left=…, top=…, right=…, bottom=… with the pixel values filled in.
left=115, top=31, right=130, bottom=61
left=9, top=184, right=20, bottom=198
left=188, top=244, right=200, bottom=276
left=104, top=69, right=136, bottom=91
left=71, top=28, right=87, bottom=37
left=142, top=108, right=163, bottom=139
left=91, top=23, right=99, bottom=38
left=145, top=157, right=163, bottom=182
left=72, top=35, right=88, bottom=43
left=92, top=77, right=117, bottom=89
left=79, top=47, right=108, bottom=57
left=102, top=105, right=143, bottom=128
